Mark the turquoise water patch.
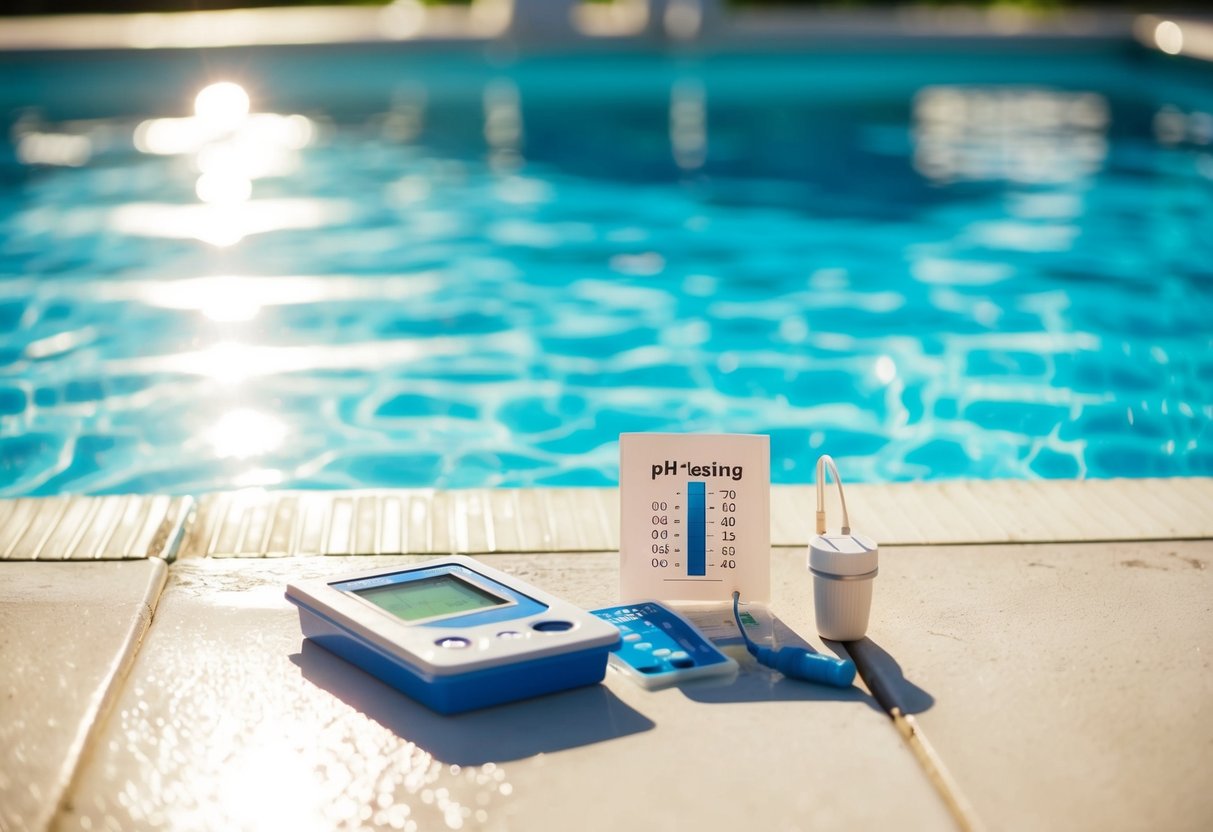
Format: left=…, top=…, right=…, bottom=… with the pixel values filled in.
left=0, top=48, right=1210, bottom=494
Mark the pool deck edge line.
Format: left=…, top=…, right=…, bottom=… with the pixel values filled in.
left=0, top=478, right=1208, bottom=561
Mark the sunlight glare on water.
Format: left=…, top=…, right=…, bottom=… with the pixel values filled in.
left=207, top=408, right=288, bottom=460
left=194, top=81, right=251, bottom=129
left=125, top=81, right=323, bottom=246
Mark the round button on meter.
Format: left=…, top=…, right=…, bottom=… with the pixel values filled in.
left=435, top=637, right=470, bottom=649
left=532, top=620, right=574, bottom=633
left=496, top=630, right=523, bottom=639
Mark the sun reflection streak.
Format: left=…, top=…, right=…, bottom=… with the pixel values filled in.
left=670, top=78, right=707, bottom=171
left=195, top=172, right=252, bottom=204
left=110, top=198, right=349, bottom=247
left=103, top=332, right=510, bottom=381
left=135, top=112, right=312, bottom=158
left=89, top=273, right=440, bottom=322
left=126, top=81, right=322, bottom=246
left=207, top=408, right=287, bottom=459
left=913, top=86, right=1108, bottom=185
left=16, top=131, right=91, bottom=167
left=194, top=81, right=250, bottom=128
left=483, top=79, right=522, bottom=172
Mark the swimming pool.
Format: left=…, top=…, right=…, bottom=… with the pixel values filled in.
left=1, top=42, right=1210, bottom=494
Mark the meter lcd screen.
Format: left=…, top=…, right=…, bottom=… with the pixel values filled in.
left=352, top=574, right=508, bottom=622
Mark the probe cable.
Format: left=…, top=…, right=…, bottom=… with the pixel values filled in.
left=731, top=590, right=856, bottom=688
left=815, top=453, right=849, bottom=535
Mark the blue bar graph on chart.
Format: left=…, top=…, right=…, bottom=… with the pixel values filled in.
left=687, top=481, right=706, bottom=576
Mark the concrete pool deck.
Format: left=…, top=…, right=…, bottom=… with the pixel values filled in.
left=2, top=478, right=1210, bottom=831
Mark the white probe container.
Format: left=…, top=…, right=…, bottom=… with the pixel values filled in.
left=808, top=532, right=879, bottom=641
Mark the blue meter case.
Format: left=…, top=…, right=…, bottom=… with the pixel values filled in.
left=286, top=556, right=621, bottom=714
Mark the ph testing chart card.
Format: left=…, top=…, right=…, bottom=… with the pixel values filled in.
left=619, top=434, right=770, bottom=603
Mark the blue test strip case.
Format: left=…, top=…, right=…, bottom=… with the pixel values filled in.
left=590, top=601, right=738, bottom=689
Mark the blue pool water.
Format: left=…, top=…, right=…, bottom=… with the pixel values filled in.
left=0, top=44, right=1211, bottom=494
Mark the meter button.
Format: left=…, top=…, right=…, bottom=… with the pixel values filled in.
left=634, top=642, right=653, bottom=651
left=652, top=648, right=672, bottom=658
left=623, top=633, right=642, bottom=642
left=496, top=630, right=523, bottom=639
left=532, top=620, right=574, bottom=633
left=436, top=637, right=470, bottom=649
left=669, top=651, right=693, bottom=668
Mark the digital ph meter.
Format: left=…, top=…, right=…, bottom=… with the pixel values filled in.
left=286, top=556, right=621, bottom=714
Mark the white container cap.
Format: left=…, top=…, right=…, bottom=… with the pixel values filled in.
left=808, top=533, right=878, bottom=579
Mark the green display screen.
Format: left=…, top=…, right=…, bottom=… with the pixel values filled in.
left=353, top=574, right=507, bottom=622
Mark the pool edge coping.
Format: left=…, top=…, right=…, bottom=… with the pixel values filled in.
left=1, top=477, right=1210, bottom=561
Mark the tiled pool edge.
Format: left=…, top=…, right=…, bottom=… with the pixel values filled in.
left=1, top=478, right=1210, bottom=561
left=0, top=495, right=192, bottom=561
